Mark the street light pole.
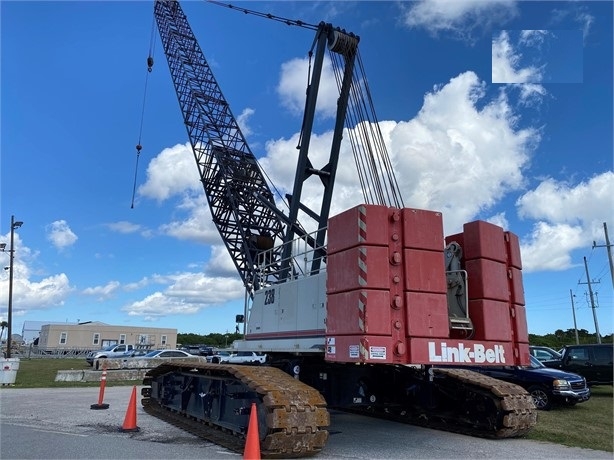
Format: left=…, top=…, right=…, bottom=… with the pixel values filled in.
left=2, top=216, right=24, bottom=359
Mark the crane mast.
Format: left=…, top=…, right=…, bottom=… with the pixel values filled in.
left=154, top=0, right=285, bottom=291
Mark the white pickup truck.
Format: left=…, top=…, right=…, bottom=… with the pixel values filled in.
left=86, top=344, right=134, bottom=366
left=222, top=351, right=267, bottom=365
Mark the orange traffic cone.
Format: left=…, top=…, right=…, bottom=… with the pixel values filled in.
left=119, top=386, right=140, bottom=432
left=90, top=368, right=109, bottom=410
left=243, top=402, right=261, bottom=460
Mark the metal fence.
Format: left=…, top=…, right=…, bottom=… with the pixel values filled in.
left=4, top=344, right=94, bottom=359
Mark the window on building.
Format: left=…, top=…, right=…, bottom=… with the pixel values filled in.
left=93, top=333, right=100, bottom=346
left=161, top=335, right=167, bottom=346
left=119, top=334, right=126, bottom=345
left=138, top=334, right=148, bottom=345
left=59, top=332, right=67, bottom=345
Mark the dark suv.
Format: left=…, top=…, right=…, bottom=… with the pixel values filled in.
left=542, top=344, right=613, bottom=385
left=456, top=355, right=590, bottom=410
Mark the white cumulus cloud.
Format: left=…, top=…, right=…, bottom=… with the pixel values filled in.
left=82, top=281, right=121, bottom=300
left=137, top=142, right=201, bottom=202
left=46, top=220, right=78, bottom=250
left=517, top=172, right=614, bottom=272
left=122, top=273, right=244, bottom=320
left=492, top=30, right=545, bottom=84
left=403, top=0, right=518, bottom=41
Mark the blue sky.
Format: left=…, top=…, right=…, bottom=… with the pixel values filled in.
left=1, top=0, right=612, bottom=341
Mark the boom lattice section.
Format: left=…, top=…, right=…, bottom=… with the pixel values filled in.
left=154, top=0, right=285, bottom=290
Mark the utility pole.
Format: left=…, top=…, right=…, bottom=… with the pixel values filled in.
left=581, top=256, right=601, bottom=344
left=1, top=216, right=24, bottom=359
left=569, top=290, right=580, bottom=345
left=592, top=222, right=614, bottom=289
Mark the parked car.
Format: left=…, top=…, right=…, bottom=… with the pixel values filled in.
left=542, top=344, right=614, bottom=385
left=180, top=345, right=214, bottom=356
left=139, top=349, right=198, bottom=359
left=224, top=351, right=267, bottom=365
left=451, top=355, right=590, bottom=410
left=529, top=345, right=562, bottom=362
left=86, top=344, right=135, bottom=366
left=206, top=350, right=233, bottom=363
left=123, top=349, right=150, bottom=358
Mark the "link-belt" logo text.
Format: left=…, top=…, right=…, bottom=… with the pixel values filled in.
left=428, top=342, right=506, bottom=364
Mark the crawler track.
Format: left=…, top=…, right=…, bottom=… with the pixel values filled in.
left=427, top=368, right=537, bottom=438
left=142, top=362, right=329, bottom=458
left=333, top=367, right=536, bottom=440
left=143, top=363, right=536, bottom=458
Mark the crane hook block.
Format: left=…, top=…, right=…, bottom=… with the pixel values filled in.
left=147, top=56, right=154, bottom=72
left=136, top=144, right=142, bottom=152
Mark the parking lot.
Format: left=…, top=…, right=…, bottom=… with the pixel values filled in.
left=1, top=386, right=611, bottom=459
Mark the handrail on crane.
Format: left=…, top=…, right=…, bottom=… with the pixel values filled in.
left=254, top=226, right=328, bottom=288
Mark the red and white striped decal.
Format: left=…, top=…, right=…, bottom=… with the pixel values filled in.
left=358, top=290, right=367, bottom=332
left=358, top=247, right=367, bottom=287
left=357, top=205, right=367, bottom=243
left=360, top=339, right=369, bottom=361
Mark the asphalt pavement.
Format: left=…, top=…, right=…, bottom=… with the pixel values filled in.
left=0, top=386, right=611, bottom=459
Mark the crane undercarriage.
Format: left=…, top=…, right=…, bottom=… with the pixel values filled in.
left=141, top=359, right=537, bottom=458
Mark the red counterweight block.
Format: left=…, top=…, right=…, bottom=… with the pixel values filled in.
left=467, top=299, right=513, bottom=341
left=448, top=220, right=530, bottom=355
left=511, top=304, right=529, bottom=344
left=327, top=246, right=391, bottom=294
left=401, top=209, right=449, bottom=342
left=401, top=208, right=444, bottom=251
left=504, top=231, right=522, bottom=269
left=327, top=204, right=390, bottom=255
left=403, top=249, right=447, bottom=293
left=404, top=291, right=449, bottom=338
left=508, top=267, right=525, bottom=306
left=327, top=290, right=392, bottom=336
left=401, top=207, right=446, bottom=294
left=326, top=204, right=406, bottom=365
left=462, top=220, right=507, bottom=263
left=515, top=342, right=531, bottom=365
left=465, top=258, right=510, bottom=302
